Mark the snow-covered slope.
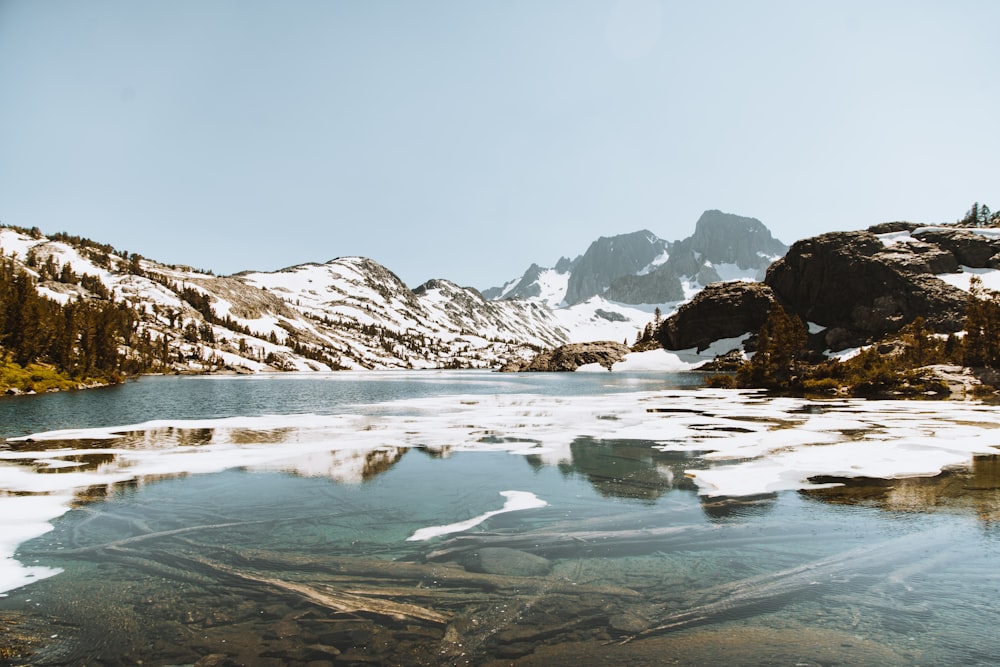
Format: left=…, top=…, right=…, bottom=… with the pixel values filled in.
left=0, top=228, right=568, bottom=372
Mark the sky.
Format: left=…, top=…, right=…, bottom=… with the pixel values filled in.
left=1, top=1, right=998, bottom=289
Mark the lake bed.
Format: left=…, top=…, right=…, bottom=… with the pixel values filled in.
left=2, top=372, right=1000, bottom=666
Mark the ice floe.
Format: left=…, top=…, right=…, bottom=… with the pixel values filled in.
left=3, top=383, right=1000, bottom=595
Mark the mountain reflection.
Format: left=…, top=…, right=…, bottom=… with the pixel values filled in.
left=558, top=437, right=702, bottom=503
left=805, top=454, right=1000, bottom=525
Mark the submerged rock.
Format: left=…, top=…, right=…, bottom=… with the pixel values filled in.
left=461, top=547, right=552, bottom=577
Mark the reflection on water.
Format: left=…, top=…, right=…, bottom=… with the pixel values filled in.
left=806, top=454, right=1000, bottom=524
left=4, top=373, right=1000, bottom=665
left=558, top=437, right=703, bottom=502
left=4, top=455, right=1000, bottom=667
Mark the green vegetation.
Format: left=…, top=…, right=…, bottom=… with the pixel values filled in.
left=631, top=307, right=662, bottom=352
left=713, top=285, right=1000, bottom=396
left=0, top=252, right=152, bottom=394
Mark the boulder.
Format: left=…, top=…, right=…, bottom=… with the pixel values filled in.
left=658, top=282, right=777, bottom=352
left=500, top=341, right=630, bottom=372
left=765, top=231, right=967, bottom=349
left=461, top=547, right=552, bottom=577
left=912, top=228, right=1000, bottom=268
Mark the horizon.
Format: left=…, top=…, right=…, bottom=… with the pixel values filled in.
left=2, top=1, right=997, bottom=289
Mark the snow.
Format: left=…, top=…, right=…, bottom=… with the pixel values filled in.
left=550, top=296, right=678, bottom=345
left=710, top=263, right=760, bottom=282
left=536, top=268, right=570, bottom=307
left=878, top=230, right=918, bottom=246
left=6, top=375, right=998, bottom=594
left=577, top=338, right=747, bottom=373
left=407, top=490, right=548, bottom=541
left=637, top=248, right=671, bottom=276
left=938, top=266, right=1000, bottom=293
left=0, top=494, right=72, bottom=597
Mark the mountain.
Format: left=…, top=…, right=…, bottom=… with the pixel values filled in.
left=487, top=210, right=786, bottom=308
left=484, top=210, right=788, bottom=345
left=658, top=222, right=1000, bottom=354
left=0, top=227, right=568, bottom=373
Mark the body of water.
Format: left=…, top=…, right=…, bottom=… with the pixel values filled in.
left=2, top=371, right=1000, bottom=666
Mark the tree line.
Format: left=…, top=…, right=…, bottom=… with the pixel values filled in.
left=0, top=253, right=153, bottom=389
left=710, top=277, right=1000, bottom=395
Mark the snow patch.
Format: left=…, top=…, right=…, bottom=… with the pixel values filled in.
left=406, top=490, right=548, bottom=541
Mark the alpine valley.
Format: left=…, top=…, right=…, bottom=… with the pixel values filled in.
left=0, top=210, right=787, bottom=378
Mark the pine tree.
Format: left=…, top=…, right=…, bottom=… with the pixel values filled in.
left=737, top=304, right=807, bottom=389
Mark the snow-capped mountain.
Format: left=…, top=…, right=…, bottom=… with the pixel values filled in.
left=0, top=227, right=567, bottom=372
left=484, top=210, right=788, bottom=344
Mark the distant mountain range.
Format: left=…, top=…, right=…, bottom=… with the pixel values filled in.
left=0, top=209, right=787, bottom=372
left=484, top=210, right=787, bottom=307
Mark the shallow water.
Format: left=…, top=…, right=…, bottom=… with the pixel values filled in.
left=2, top=372, right=1000, bottom=666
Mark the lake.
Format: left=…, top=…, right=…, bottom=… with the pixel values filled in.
left=2, top=371, right=1000, bottom=666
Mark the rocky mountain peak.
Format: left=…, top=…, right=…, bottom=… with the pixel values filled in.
left=688, top=210, right=788, bottom=269
left=563, top=230, right=669, bottom=305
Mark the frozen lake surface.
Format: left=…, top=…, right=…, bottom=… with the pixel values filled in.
left=2, top=371, right=1000, bottom=665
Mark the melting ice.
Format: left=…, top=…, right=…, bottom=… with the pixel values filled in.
left=3, top=386, right=1000, bottom=595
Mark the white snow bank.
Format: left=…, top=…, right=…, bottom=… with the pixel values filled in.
left=938, top=266, right=1000, bottom=293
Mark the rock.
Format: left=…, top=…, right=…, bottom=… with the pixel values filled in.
left=604, top=264, right=684, bottom=304
left=696, top=349, right=746, bottom=372
left=765, top=230, right=967, bottom=349
left=912, top=228, right=1000, bottom=268
left=658, top=282, right=777, bottom=351
left=502, top=341, right=631, bottom=372
left=193, top=655, right=236, bottom=667
left=461, top=547, right=552, bottom=576
left=686, top=209, right=788, bottom=270
left=867, top=221, right=924, bottom=234
left=909, top=364, right=1000, bottom=396
left=564, top=230, right=669, bottom=305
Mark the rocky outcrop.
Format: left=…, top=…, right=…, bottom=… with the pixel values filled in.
left=658, top=226, right=989, bottom=354
left=500, top=341, right=630, bottom=372
left=604, top=265, right=684, bottom=304
left=911, top=229, right=1000, bottom=268
left=686, top=209, right=788, bottom=270
left=765, top=230, right=967, bottom=349
left=658, top=282, right=777, bottom=352
left=564, top=231, right=668, bottom=305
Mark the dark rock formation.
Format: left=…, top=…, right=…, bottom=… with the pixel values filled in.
left=658, top=226, right=984, bottom=355
left=687, top=209, right=788, bottom=270
left=604, top=265, right=684, bottom=304
left=696, top=349, right=746, bottom=372
left=460, top=547, right=552, bottom=577
left=765, top=231, right=967, bottom=348
left=485, top=210, right=787, bottom=307
left=866, top=221, right=924, bottom=234
left=658, top=282, right=777, bottom=352
left=500, top=341, right=631, bottom=372
left=564, top=231, right=668, bottom=305
left=912, top=228, right=1000, bottom=268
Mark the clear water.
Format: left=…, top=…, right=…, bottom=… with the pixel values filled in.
left=2, top=372, right=1000, bottom=666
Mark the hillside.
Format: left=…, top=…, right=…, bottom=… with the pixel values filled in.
left=0, top=226, right=568, bottom=379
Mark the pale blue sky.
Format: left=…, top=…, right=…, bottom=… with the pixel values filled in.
left=1, top=0, right=998, bottom=288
